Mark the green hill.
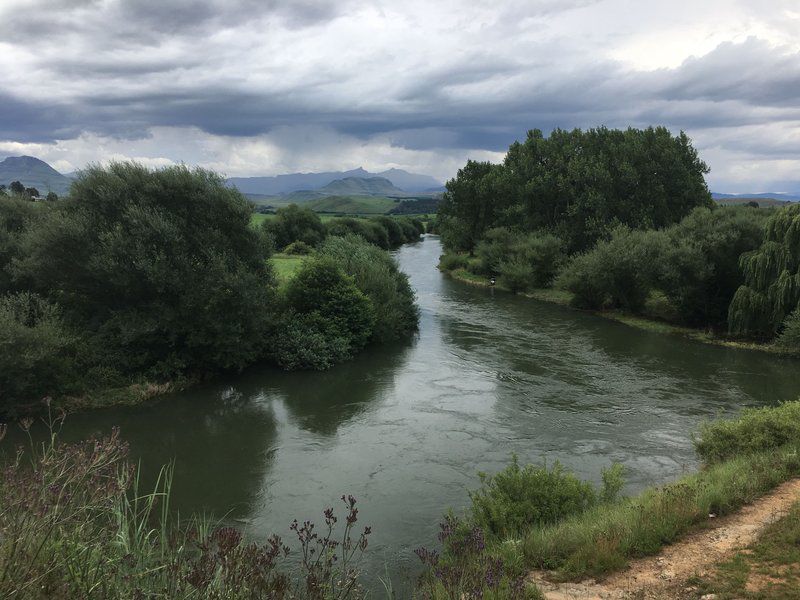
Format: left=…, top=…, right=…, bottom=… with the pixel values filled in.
left=318, top=176, right=410, bottom=197
left=305, top=195, right=397, bottom=214
left=0, top=156, right=72, bottom=195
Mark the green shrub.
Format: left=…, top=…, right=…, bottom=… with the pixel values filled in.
left=283, top=240, right=313, bottom=255
left=0, top=292, right=77, bottom=413
left=326, top=217, right=389, bottom=249
left=438, top=253, right=469, bottom=271
left=262, top=204, right=326, bottom=249
left=556, top=227, right=667, bottom=311
left=395, top=217, right=421, bottom=243
left=658, top=207, right=767, bottom=327
left=370, top=216, right=405, bottom=248
left=320, top=235, right=418, bottom=343
left=476, top=228, right=564, bottom=291
left=273, top=311, right=351, bottom=370
left=281, top=257, right=375, bottom=367
left=0, top=197, right=41, bottom=294
left=469, top=456, right=607, bottom=538
left=776, top=310, right=800, bottom=352
left=694, top=400, right=800, bottom=463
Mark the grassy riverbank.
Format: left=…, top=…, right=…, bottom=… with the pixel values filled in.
left=444, top=265, right=789, bottom=356
left=417, top=401, right=800, bottom=597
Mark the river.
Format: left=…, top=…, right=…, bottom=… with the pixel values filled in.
left=13, top=234, right=800, bottom=593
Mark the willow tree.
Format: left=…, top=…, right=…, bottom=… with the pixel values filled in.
left=728, top=204, right=800, bottom=338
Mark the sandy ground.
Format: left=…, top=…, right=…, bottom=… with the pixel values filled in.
left=530, top=478, right=800, bottom=600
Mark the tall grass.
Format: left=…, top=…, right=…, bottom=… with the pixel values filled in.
left=0, top=413, right=373, bottom=599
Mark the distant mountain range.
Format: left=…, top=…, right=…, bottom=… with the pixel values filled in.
left=0, top=156, right=72, bottom=195
left=226, top=167, right=443, bottom=195
left=712, top=192, right=800, bottom=202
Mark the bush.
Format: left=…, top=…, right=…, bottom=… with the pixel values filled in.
left=438, top=253, right=469, bottom=271
left=658, top=207, right=767, bottom=327
left=475, top=228, right=564, bottom=292
left=320, top=235, right=418, bottom=343
left=395, top=217, right=421, bottom=243
left=278, top=258, right=376, bottom=369
left=694, top=400, right=800, bottom=463
left=468, top=456, right=623, bottom=538
left=326, top=217, right=389, bottom=249
left=776, top=310, right=800, bottom=352
left=262, top=204, right=326, bottom=249
left=0, top=292, right=77, bottom=413
left=557, top=227, right=667, bottom=311
left=370, top=216, right=405, bottom=248
left=283, top=240, right=313, bottom=255
left=14, top=163, right=277, bottom=379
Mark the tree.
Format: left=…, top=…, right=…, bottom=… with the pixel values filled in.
left=25, top=187, right=40, bottom=198
left=437, top=160, right=501, bottom=254
left=729, top=203, right=800, bottom=338
left=262, top=204, right=326, bottom=250
left=9, top=181, right=25, bottom=196
left=14, top=162, right=277, bottom=377
left=45, top=191, right=58, bottom=202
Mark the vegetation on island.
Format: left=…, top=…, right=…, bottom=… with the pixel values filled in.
left=0, top=163, right=421, bottom=416
left=437, top=126, right=800, bottom=353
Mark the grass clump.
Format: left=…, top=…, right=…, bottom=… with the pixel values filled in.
left=694, top=400, right=800, bottom=463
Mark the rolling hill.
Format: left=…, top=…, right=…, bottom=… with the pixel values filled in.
left=0, top=156, right=72, bottom=195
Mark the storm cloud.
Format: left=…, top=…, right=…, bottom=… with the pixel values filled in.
left=1, top=0, right=799, bottom=190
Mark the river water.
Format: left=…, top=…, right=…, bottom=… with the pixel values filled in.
left=13, top=235, right=800, bottom=592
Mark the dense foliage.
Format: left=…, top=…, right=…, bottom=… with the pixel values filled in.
left=264, top=204, right=326, bottom=250
left=729, top=203, right=800, bottom=338
left=0, top=164, right=420, bottom=414
left=320, top=235, right=419, bottom=343
left=474, top=229, right=565, bottom=292
left=438, top=127, right=712, bottom=254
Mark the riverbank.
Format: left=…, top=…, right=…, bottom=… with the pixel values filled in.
left=444, top=266, right=791, bottom=356
left=418, top=401, right=800, bottom=598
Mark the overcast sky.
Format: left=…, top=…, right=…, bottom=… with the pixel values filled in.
left=1, top=0, right=799, bottom=191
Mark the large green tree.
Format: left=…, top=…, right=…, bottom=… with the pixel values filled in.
left=439, top=127, right=713, bottom=253
left=13, top=162, right=277, bottom=377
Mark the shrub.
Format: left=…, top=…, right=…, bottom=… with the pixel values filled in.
left=694, top=400, right=800, bottom=463
left=273, top=311, right=351, bottom=370
left=263, top=204, right=326, bottom=249
left=776, top=310, right=800, bottom=352
left=283, top=240, right=314, bottom=255
left=476, top=228, right=564, bottom=292
left=326, top=218, right=389, bottom=249
left=469, top=456, right=603, bottom=538
left=0, top=292, right=77, bottom=413
left=281, top=258, right=376, bottom=368
left=320, top=235, right=418, bottom=343
left=658, top=207, right=767, bottom=327
left=438, top=253, right=469, bottom=272
left=557, top=227, right=667, bottom=311
left=0, top=196, right=41, bottom=294
left=370, top=216, right=405, bottom=248
left=395, top=217, right=421, bottom=243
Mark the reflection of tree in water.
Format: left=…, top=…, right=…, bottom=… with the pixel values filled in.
left=437, top=285, right=800, bottom=418
left=271, top=339, right=413, bottom=436
left=33, top=385, right=283, bottom=519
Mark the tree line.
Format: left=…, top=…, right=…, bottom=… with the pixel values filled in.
left=0, top=163, right=420, bottom=415
left=437, top=126, right=800, bottom=351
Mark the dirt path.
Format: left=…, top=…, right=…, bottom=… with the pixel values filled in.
left=530, top=478, right=800, bottom=599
